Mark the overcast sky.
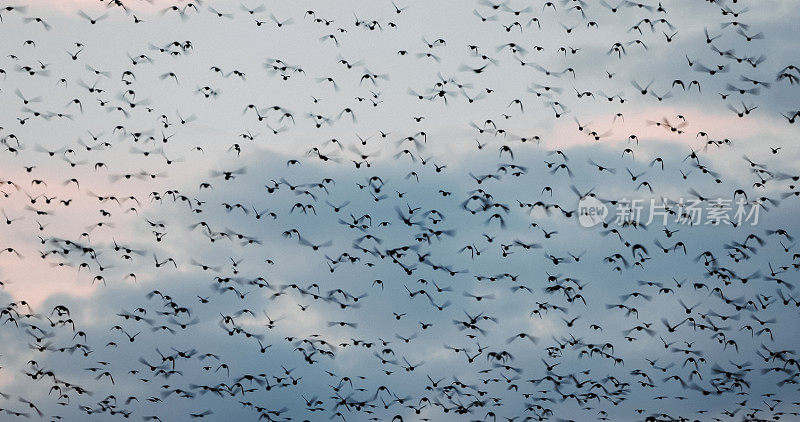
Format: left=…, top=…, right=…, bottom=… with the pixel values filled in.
left=1, top=0, right=799, bottom=421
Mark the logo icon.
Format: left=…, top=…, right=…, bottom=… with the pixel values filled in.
left=578, top=196, right=608, bottom=228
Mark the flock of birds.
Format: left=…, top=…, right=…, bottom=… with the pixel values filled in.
left=0, top=0, right=799, bottom=421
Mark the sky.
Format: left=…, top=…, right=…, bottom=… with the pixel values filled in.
left=0, top=0, right=799, bottom=421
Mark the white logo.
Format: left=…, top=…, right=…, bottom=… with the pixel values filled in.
left=578, top=196, right=608, bottom=228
